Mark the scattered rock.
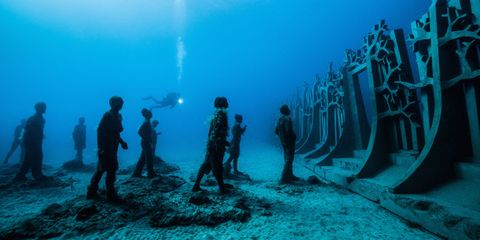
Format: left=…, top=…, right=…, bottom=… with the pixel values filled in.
left=189, top=193, right=211, bottom=205
left=260, top=210, right=273, bottom=217
left=150, top=207, right=251, bottom=227
left=404, top=219, right=421, bottom=229
left=42, top=203, right=65, bottom=217
left=118, top=156, right=180, bottom=176
left=0, top=176, right=72, bottom=193
left=76, top=204, right=98, bottom=221
left=465, top=222, right=480, bottom=240
left=150, top=176, right=186, bottom=192
left=266, top=183, right=319, bottom=196
left=234, top=197, right=250, bottom=211
left=188, top=174, right=226, bottom=187
left=203, top=177, right=218, bottom=186
left=224, top=172, right=252, bottom=182
left=0, top=164, right=54, bottom=182
left=0, top=174, right=273, bottom=239
left=61, top=159, right=95, bottom=173
left=307, top=176, right=321, bottom=185
left=257, top=198, right=273, bottom=210
left=412, top=200, right=433, bottom=211
left=149, top=188, right=263, bottom=228
left=153, top=156, right=180, bottom=173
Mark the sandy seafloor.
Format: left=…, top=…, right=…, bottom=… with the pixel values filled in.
left=0, top=144, right=439, bottom=240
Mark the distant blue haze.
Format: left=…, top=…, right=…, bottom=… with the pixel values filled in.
left=0, top=1, right=431, bottom=165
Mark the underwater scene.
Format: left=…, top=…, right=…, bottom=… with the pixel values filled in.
left=0, top=0, right=479, bottom=239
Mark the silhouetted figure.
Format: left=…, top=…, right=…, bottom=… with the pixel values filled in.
left=275, top=105, right=300, bottom=184
left=14, top=103, right=48, bottom=181
left=151, top=120, right=161, bottom=156
left=133, top=109, right=156, bottom=178
left=144, top=92, right=181, bottom=110
left=193, top=97, right=231, bottom=194
left=3, top=119, right=26, bottom=164
left=87, top=97, right=128, bottom=202
left=72, top=117, right=86, bottom=162
left=224, top=114, right=247, bottom=176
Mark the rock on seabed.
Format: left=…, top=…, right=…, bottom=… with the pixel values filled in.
left=0, top=174, right=272, bottom=239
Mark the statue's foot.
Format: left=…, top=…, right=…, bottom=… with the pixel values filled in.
left=34, top=175, right=49, bottom=181
left=147, top=172, right=158, bottom=179
left=279, top=177, right=295, bottom=185
left=86, top=191, right=101, bottom=200
left=12, top=176, right=27, bottom=182
left=234, top=170, right=246, bottom=176
left=219, top=187, right=231, bottom=195
left=192, top=185, right=205, bottom=192
left=290, top=175, right=301, bottom=182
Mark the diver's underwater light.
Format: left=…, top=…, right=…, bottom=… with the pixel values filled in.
left=178, top=98, right=184, bottom=104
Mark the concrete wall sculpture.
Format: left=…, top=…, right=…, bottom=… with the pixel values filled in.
left=291, top=0, right=480, bottom=239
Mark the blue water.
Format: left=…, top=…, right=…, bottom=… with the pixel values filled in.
left=0, top=0, right=431, bottom=166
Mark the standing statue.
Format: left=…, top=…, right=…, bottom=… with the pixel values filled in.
left=192, top=97, right=231, bottom=194
left=14, top=103, right=48, bottom=181
left=87, top=97, right=128, bottom=202
left=3, top=119, right=26, bottom=164
left=151, top=120, right=161, bottom=157
left=133, top=108, right=157, bottom=178
left=223, top=114, right=247, bottom=176
left=72, top=117, right=86, bottom=162
left=275, top=105, right=300, bottom=184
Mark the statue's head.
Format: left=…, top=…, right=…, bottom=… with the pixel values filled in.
left=235, top=114, right=243, bottom=123
left=214, top=97, right=229, bottom=109
left=34, top=102, right=47, bottom=114
left=109, top=96, right=124, bottom=111
left=141, top=108, right=153, bottom=120
left=280, top=105, right=290, bottom=116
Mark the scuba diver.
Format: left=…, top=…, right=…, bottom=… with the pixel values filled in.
left=14, top=103, right=48, bottom=181
left=3, top=119, right=26, bottom=164
left=275, top=105, right=300, bottom=184
left=87, top=96, right=128, bottom=202
left=223, top=114, right=247, bottom=176
left=132, top=108, right=156, bottom=178
left=192, top=97, right=232, bottom=194
left=72, top=117, right=87, bottom=162
left=144, top=92, right=182, bottom=110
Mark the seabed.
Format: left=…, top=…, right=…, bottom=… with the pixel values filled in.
left=0, top=147, right=439, bottom=239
